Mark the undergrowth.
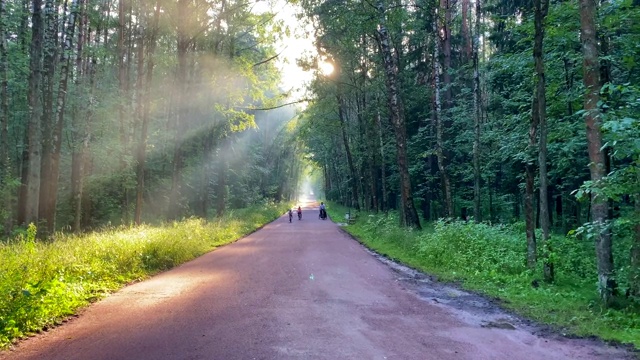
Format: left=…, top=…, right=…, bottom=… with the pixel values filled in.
left=0, top=202, right=287, bottom=348
left=327, top=203, right=640, bottom=349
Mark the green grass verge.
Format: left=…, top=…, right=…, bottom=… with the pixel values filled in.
left=0, top=202, right=288, bottom=348
left=327, top=203, right=640, bottom=349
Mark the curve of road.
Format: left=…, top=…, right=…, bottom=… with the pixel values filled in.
left=0, top=204, right=633, bottom=360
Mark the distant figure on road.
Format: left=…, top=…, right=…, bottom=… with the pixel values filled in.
left=319, top=202, right=327, bottom=220
left=297, top=206, right=302, bottom=220
left=288, top=209, right=293, bottom=223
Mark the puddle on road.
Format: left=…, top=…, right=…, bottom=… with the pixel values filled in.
left=367, top=249, right=532, bottom=331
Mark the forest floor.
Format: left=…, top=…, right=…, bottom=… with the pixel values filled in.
left=0, top=201, right=635, bottom=360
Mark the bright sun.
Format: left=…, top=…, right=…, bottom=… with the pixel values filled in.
left=319, top=61, right=334, bottom=76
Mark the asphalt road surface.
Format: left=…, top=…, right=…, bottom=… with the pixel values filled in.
left=0, top=205, right=633, bottom=360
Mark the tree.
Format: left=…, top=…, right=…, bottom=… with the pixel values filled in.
left=472, top=0, right=482, bottom=222
left=579, top=0, right=615, bottom=304
left=23, top=0, right=44, bottom=226
left=534, top=0, right=553, bottom=281
left=375, top=0, right=420, bottom=228
left=436, top=0, right=453, bottom=218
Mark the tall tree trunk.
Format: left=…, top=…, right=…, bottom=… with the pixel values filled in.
left=0, top=0, right=8, bottom=173
left=198, top=131, right=214, bottom=218
left=134, top=0, right=160, bottom=225
left=525, top=5, right=541, bottom=269
left=80, top=144, right=92, bottom=229
left=525, top=162, right=537, bottom=268
left=70, top=0, right=88, bottom=232
left=337, top=92, right=360, bottom=210
left=472, top=0, right=482, bottom=222
left=563, top=58, right=574, bottom=116
left=41, top=0, right=78, bottom=234
left=534, top=0, right=553, bottom=281
left=118, top=0, right=130, bottom=222
left=134, top=27, right=146, bottom=225
left=440, top=0, right=452, bottom=109
left=433, top=10, right=453, bottom=218
left=0, top=0, right=12, bottom=234
left=631, top=186, right=640, bottom=298
left=70, top=134, right=88, bottom=232
left=167, top=0, right=191, bottom=221
left=579, top=0, right=615, bottom=305
left=37, top=0, right=56, bottom=232
left=376, top=1, right=420, bottom=228
left=462, top=0, right=471, bottom=61
left=376, top=111, right=387, bottom=212
left=24, top=0, right=44, bottom=226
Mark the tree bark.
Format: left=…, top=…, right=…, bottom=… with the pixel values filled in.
left=376, top=1, right=420, bottom=228
left=70, top=0, right=88, bottom=232
left=525, top=161, right=537, bottom=268
left=337, top=93, right=360, bottom=210
left=376, top=111, right=387, bottom=212
left=534, top=0, right=553, bottom=281
left=24, top=0, right=44, bottom=226
left=134, top=0, right=160, bottom=225
left=168, top=0, right=190, bottom=221
left=433, top=8, right=453, bottom=218
left=579, top=0, right=616, bottom=305
left=37, top=0, right=56, bottom=232
left=40, top=0, right=78, bottom=234
left=118, top=0, right=130, bottom=222
left=472, top=0, right=482, bottom=222
left=0, top=0, right=8, bottom=174
left=462, top=0, right=471, bottom=61
left=0, top=0, right=12, bottom=234
left=631, top=187, right=640, bottom=298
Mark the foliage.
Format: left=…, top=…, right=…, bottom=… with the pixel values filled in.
left=0, top=202, right=287, bottom=347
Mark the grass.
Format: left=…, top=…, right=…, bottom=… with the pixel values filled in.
left=327, top=203, right=640, bottom=349
left=0, top=202, right=288, bottom=348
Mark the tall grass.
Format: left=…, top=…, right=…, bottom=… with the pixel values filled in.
left=0, top=202, right=287, bottom=347
left=327, top=203, right=640, bottom=348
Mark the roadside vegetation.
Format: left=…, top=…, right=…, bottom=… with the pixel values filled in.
left=327, top=203, right=640, bottom=349
left=0, top=202, right=287, bottom=348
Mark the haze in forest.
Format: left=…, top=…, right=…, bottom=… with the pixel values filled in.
left=0, top=0, right=639, bottom=350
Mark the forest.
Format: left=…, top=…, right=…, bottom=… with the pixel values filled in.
left=296, top=0, right=640, bottom=311
left=0, top=0, right=303, bottom=233
left=0, top=0, right=639, bottom=349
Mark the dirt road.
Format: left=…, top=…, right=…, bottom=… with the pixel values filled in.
left=1, top=207, right=633, bottom=359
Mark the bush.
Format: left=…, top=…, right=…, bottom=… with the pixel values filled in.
left=416, top=221, right=527, bottom=283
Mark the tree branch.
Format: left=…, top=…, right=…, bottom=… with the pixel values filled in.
left=242, top=98, right=312, bottom=111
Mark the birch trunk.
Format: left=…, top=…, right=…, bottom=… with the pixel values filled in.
left=432, top=9, right=452, bottom=218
